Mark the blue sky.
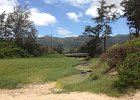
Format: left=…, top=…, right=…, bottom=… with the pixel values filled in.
left=0, top=0, right=129, bottom=37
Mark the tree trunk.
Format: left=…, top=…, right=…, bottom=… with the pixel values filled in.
left=103, top=35, right=106, bottom=53
left=135, top=26, right=140, bottom=37
left=138, top=26, right=140, bottom=37
left=129, top=27, right=132, bottom=38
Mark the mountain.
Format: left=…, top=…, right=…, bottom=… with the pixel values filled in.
left=37, top=35, right=91, bottom=52
left=107, top=34, right=130, bottom=47
left=37, top=34, right=129, bottom=52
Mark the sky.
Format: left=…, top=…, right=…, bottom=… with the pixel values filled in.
left=0, top=0, right=129, bottom=37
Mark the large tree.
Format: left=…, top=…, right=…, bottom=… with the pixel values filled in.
left=6, top=5, right=38, bottom=48
left=83, top=0, right=119, bottom=55
left=0, top=5, right=41, bottom=55
left=121, top=0, right=140, bottom=38
left=93, top=0, right=119, bottom=52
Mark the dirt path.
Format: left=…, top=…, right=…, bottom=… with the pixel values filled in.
left=0, top=82, right=140, bottom=100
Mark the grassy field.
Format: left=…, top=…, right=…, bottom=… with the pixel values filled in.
left=57, top=58, right=121, bottom=97
left=0, top=54, right=79, bottom=89
left=0, top=54, right=122, bottom=96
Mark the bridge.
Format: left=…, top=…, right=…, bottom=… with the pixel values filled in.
left=65, top=53, right=88, bottom=57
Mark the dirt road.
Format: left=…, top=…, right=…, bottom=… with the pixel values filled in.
left=0, top=82, right=140, bottom=100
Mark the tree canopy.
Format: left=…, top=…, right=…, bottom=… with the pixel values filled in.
left=0, top=5, right=43, bottom=57
left=121, top=0, right=140, bottom=37
left=82, top=0, right=119, bottom=56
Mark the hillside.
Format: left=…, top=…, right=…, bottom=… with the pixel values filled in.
left=37, top=35, right=129, bottom=52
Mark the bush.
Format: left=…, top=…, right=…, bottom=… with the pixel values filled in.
left=39, top=45, right=48, bottom=55
left=101, top=45, right=140, bottom=69
left=0, top=47, right=28, bottom=58
left=89, top=74, right=99, bottom=80
left=124, top=38, right=140, bottom=47
left=11, top=48, right=29, bottom=58
left=33, top=50, right=41, bottom=57
left=0, top=52, right=4, bottom=58
left=114, top=52, right=140, bottom=91
left=0, top=42, right=29, bottom=58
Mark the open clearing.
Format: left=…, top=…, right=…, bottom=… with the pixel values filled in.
left=0, top=54, right=79, bottom=89
left=0, top=82, right=140, bottom=100
left=0, top=54, right=140, bottom=99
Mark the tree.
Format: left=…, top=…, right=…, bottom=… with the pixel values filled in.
left=93, top=0, right=119, bottom=52
left=55, top=44, right=64, bottom=54
left=5, top=5, right=39, bottom=55
left=82, top=0, right=118, bottom=55
left=0, top=12, right=6, bottom=38
left=78, top=37, right=102, bottom=57
left=0, top=12, right=13, bottom=41
left=121, top=0, right=140, bottom=38
left=7, top=5, right=38, bottom=48
left=82, top=25, right=102, bottom=57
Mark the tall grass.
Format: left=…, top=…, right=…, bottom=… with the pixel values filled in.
left=0, top=54, right=79, bottom=89
left=58, top=58, right=121, bottom=97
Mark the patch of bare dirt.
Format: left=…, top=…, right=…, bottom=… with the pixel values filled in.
left=0, top=82, right=140, bottom=100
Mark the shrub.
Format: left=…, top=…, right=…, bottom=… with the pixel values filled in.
left=0, top=52, right=4, bottom=58
left=0, top=47, right=28, bottom=58
left=124, top=38, right=140, bottom=47
left=114, top=52, right=140, bottom=91
left=33, top=50, right=40, bottom=57
left=0, top=42, right=29, bottom=58
left=89, top=74, right=99, bottom=80
left=101, top=45, right=140, bottom=69
left=39, top=45, right=48, bottom=55
left=11, top=48, right=29, bottom=58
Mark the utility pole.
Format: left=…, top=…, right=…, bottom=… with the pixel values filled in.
left=50, top=34, right=53, bottom=52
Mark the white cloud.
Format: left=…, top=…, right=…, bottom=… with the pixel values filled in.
left=66, top=12, right=83, bottom=22
left=30, top=8, right=57, bottom=26
left=86, top=6, right=98, bottom=17
left=85, top=0, right=123, bottom=17
left=44, top=0, right=57, bottom=4
left=44, top=0, right=94, bottom=7
left=0, top=0, right=18, bottom=13
left=57, top=27, right=77, bottom=37
left=0, top=0, right=56, bottom=26
left=66, top=0, right=94, bottom=7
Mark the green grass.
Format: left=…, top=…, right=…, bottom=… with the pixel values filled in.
left=0, top=54, right=123, bottom=96
left=58, top=58, right=121, bottom=97
left=60, top=76, right=120, bottom=96
left=57, top=74, right=89, bottom=85
left=0, top=54, right=79, bottom=89
left=75, top=65, right=92, bottom=71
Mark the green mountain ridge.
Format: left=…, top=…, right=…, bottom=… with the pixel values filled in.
left=37, top=34, right=130, bottom=52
